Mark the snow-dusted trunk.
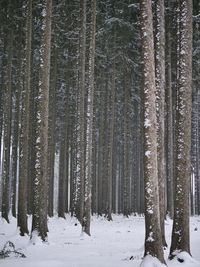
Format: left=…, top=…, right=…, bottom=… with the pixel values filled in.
left=165, top=0, right=174, bottom=219
left=140, top=0, right=165, bottom=263
left=58, top=96, right=69, bottom=218
left=47, top=42, right=57, bottom=217
left=82, top=0, right=96, bottom=235
left=191, top=90, right=199, bottom=215
left=75, top=0, right=87, bottom=223
left=197, top=92, right=200, bottom=215
left=27, top=63, right=38, bottom=215
left=91, top=102, right=98, bottom=214
left=169, top=0, right=193, bottom=258
left=1, top=8, right=14, bottom=223
left=107, top=63, right=116, bottom=220
left=17, top=0, right=32, bottom=236
left=11, top=42, right=22, bottom=218
left=102, top=82, right=110, bottom=215
left=193, top=1, right=200, bottom=216
left=154, top=0, right=167, bottom=247
left=133, top=96, right=143, bottom=214
left=123, top=74, right=131, bottom=217
left=97, top=83, right=107, bottom=215
left=0, top=43, right=3, bottom=180
left=31, top=0, right=52, bottom=241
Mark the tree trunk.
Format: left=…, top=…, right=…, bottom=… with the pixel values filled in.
left=47, top=44, right=57, bottom=217
left=18, top=0, right=32, bottom=236
left=169, top=0, right=193, bottom=258
left=11, top=52, right=21, bottom=218
left=140, top=0, right=166, bottom=263
left=31, top=0, right=52, bottom=241
left=75, top=0, right=87, bottom=224
left=58, top=95, right=69, bottom=218
left=82, top=0, right=96, bottom=235
left=154, top=0, right=167, bottom=247
left=107, top=65, right=116, bottom=221
left=165, top=0, right=174, bottom=219
left=123, top=74, right=131, bottom=217
left=1, top=17, right=14, bottom=223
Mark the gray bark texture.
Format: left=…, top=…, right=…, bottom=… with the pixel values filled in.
left=154, top=0, right=167, bottom=247
left=75, top=0, right=87, bottom=223
left=165, top=0, right=174, bottom=219
left=82, top=0, right=96, bottom=235
left=18, top=0, right=32, bottom=236
left=169, top=0, right=193, bottom=258
left=31, top=0, right=52, bottom=241
left=47, top=43, right=57, bottom=217
left=1, top=11, right=14, bottom=223
left=140, top=0, right=166, bottom=263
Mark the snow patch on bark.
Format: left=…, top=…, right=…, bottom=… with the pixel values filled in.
left=144, top=119, right=152, bottom=128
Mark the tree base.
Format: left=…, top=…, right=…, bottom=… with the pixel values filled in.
left=140, top=255, right=166, bottom=267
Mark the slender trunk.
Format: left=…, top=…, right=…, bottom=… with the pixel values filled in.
left=11, top=59, right=21, bottom=218
left=123, top=74, right=131, bottom=217
left=58, top=96, right=69, bottom=218
left=165, top=0, right=174, bottom=218
left=107, top=66, right=116, bottom=221
left=47, top=44, right=57, bottom=217
left=155, top=0, right=167, bottom=247
left=82, top=0, right=96, bottom=235
left=18, top=0, right=32, bottom=236
left=75, top=0, right=87, bottom=223
left=1, top=22, right=14, bottom=223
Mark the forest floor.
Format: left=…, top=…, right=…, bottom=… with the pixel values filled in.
left=0, top=214, right=200, bottom=267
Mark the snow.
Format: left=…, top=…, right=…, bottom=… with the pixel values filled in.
left=144, top=119, right=152, bottom=128
left=145, top=151, right=151, bottom=158
left=140, top=255, right=166, bottom=267
left=0, top=215, right=200, bottom=267
left=146, top=232, right=154, bottom=242
left=171, top=252, right=200, bottom=266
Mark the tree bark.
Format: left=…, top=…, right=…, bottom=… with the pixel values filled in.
left=58, top=95, right=69, bottom=218
left=75, top=0, right=87, bottom=224
left=1, top=10, right=14, bottom=223
left=18, top=0, right=32, bottom=236
left=140, top=0, right=166, bottom=263
left=47, top=43, right=57, bottom=217
left=82, top=0, right=96, bottom=235
left=165, top=0, right=174, bottom=219
left=31, top=0, right=52, bottom=241
left=123, top=74, right=131, bottom=217
left=154, top=0, right=167, bottom=247
left=169, top=0, right=193, bottom=258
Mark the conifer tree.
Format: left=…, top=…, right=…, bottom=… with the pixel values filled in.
left=31, top=0, right=52, bottom=241
left=169, top=0, right=193, bottom=259
left=140, top=0, right=166, bottom=263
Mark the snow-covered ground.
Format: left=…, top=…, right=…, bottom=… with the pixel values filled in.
left=0, top=214, right=200, bottom=267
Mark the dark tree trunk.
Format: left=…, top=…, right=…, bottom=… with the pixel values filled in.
left=47, top=44, right=57, bottom=217
left=1, top=14, right=14, bottom=223
left=18, top=0, right=32, bottom=236
left=31, top=0, right=52, bottom=241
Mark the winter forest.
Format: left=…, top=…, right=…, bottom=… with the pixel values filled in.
left=0, top=0, right=200, bottom=266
